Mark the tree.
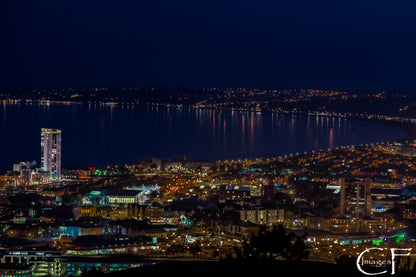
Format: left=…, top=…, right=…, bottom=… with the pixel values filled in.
left=189, top=242, right=202, bottom=257
left=230, top=224, right=309, bottom=262
left=335, top=254, right=356, bottom=268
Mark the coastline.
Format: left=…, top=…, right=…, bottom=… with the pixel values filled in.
left=349, top=116, right=416, bottom=144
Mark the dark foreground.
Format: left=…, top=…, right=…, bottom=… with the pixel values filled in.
left=101, top=260, right=413, bottom=277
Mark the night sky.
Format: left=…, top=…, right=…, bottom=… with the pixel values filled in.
left=2, top=0, right=416, bottom=89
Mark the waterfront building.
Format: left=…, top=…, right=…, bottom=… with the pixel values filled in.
left=12, top=161, right=34, bottom=185
left=41, top=128, right=62, bottom=181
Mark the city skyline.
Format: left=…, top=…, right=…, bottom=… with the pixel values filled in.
left=3, top=1, right=416, bottom=276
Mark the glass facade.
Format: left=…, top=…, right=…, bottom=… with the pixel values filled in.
left=40, top=128, right=62, bottom=181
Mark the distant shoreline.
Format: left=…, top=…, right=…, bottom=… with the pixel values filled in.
left=350, top=116, right=416, bottom=144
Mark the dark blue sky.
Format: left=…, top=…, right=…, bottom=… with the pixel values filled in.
left=2, top=0, right=416, bottom=89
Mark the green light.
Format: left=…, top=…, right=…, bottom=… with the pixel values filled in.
left=392, top=233, right=406, bottom=243
left=372, top=239, right=383, bottom=246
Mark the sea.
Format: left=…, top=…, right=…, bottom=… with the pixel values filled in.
left=0, top=102, right=405, bottom=172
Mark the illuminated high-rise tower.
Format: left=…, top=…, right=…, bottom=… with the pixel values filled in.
left=41, top=128, right=62, bottom=181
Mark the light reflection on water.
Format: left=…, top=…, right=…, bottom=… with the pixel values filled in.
left=0, top=103, right=405, bottom=170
